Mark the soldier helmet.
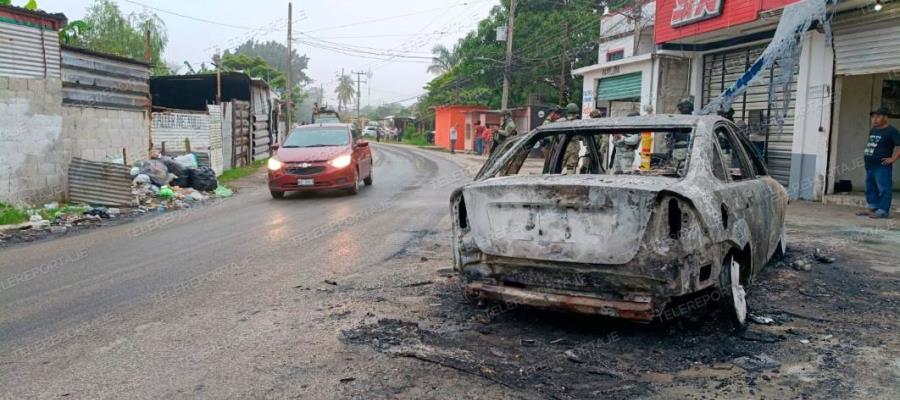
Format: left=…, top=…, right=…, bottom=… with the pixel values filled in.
left=589, top=110, right=602, bottom=118
left=566, top=103, right=579, bottom=115
left=676, top=99, right=694, bottom=115
left=501, top=109, right=512, bottom=116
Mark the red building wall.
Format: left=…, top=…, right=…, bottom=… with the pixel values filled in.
left=434, top=105, right=487, bottom=151
left=655, top=0, right=800, bottom=44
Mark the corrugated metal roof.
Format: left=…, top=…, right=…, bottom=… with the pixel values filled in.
left=0, top=21, right=61, bottom=79
left=68, top=158, right=134, bottom=206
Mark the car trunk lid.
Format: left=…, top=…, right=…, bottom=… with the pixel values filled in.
left=463, top=175, right=679, bottom=265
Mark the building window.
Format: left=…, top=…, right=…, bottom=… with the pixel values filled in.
left=607, top=49, right=624, bottom=62
left=882, top=80, right=900, bottom=117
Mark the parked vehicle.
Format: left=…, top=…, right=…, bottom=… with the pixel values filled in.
left=312, top=105, right=341, bottom=124
left=267, top=124, right=373, bottom=197
left=363, top=126, right=378, bottom=137
left=450, top=115, right=787, bottom=328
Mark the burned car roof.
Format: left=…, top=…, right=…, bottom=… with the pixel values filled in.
left=535, top=114, right=723, bottom=132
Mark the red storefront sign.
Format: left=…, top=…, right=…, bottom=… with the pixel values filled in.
left=656, top=0, right=800, bottom=44
left=671, top=0, right=724, bottom=27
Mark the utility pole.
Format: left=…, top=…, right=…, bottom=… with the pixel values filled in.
left=286, top=2, right=293, bottom=129
left=501, top=0, right=517, bottom=111
left=559, top=20, right=570, bottom=105
left=213, top=51, right=222, bottom=104
left=352, top=70, right=367, bottom=131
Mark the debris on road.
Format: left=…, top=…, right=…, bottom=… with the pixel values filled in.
left=732, top=354, right=781, bottom=372
left=749, top=314, right=775, bottom=325
left=793, top=259, right=813, bottom=271
left=563, top=350, right=585, bottom=364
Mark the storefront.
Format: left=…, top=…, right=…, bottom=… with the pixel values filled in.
left=699, top=42, right=801, bottom=185
left=827, top=1, right=900, bottom=202
left=655, top=0, right=833, bottom=199
left=574, top=1, right=656, bottom=118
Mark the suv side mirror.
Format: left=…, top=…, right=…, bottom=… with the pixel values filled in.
left=357, top=140, right=369, bottom=148
left=271, top=143, right=280, bottom=151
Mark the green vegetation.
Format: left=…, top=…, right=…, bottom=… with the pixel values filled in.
left=0, top=202, right=29, bottom=226
left=415, top=0, right=602, bottom=124
left=334, top=73, right=356, bottom=113
left=65, top=0, right=169, bottom=75
left=0, top=203, right=89, bottom=226
left=401, top=126, right=428, bottom=146
left=219, top=158, right=267, bottom=183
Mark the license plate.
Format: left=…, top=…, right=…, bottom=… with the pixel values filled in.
left=298, top=179, right=315, bottom=186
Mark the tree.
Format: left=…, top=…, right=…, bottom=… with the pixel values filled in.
left=59, top=20, right=90, bottom=45
left=427, top=44, right=458, bottom=75
left=334, top=73, right=355, bottom=113
left=233, top=40, right=310, bottom=85
left=68, top=0, right=169, bottom=75
left=417, top=0, right=602, bottom=119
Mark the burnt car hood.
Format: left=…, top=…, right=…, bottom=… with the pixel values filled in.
left=462, top=174, right=686, bottom=265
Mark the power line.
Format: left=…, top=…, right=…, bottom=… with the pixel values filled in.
left=123, top=0, right=304, bottom=30
left=298, top=1, right=491, bottom=34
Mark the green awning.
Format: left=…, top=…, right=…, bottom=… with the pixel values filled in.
left=596, top=72, right=642, bottom=101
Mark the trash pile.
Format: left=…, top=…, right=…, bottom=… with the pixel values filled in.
left=3, top=151, right=235, bottom=246
left=131, top=150, right=228, bottom=211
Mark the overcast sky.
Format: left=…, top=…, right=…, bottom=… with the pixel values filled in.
left=41, top=0, right=498, bottom=106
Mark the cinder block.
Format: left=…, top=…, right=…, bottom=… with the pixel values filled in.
left=26, top=79, right=45, bottom=92
left=8, top=78, right=27, bottom=92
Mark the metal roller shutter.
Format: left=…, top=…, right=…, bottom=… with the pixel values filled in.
left=833, top=9, right=900, bottom=76
left=597, top=72, right=642, bottom=101
left=702, top=42, right=800, bottom=186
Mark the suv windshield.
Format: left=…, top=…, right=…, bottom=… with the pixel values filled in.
left=282, top=128, right=349, bottom=148
left=478, top=128, right=694, bottom=179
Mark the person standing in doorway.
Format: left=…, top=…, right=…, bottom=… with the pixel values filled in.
left=482, top=124, right=494, bottom=160
left=449, top=124, right=458, bottom=154
left=859, top=106, right=900, bottom=219
left=474, top=120, right=485, bottom=155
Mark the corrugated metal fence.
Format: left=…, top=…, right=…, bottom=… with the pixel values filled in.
left=68, top=158, right=134, bottom=206
left=0, top=19, right=61, bottom=79
left=60, top=46, right=150, bottom=110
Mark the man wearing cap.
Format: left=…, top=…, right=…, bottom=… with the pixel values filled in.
left=860, top=106, right=900, bottom=219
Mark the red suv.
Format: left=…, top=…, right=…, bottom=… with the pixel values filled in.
left=267, top=124, right=373, bottom=198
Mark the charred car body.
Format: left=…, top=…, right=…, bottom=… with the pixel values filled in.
left=450, top=115, right=787, bottom=326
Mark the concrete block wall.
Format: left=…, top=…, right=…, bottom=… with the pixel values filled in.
left=0, top=76, right=149, bottom=205
left=0, top=76, right=65, bottom=204
left=63, top=106, right=148, bottom=165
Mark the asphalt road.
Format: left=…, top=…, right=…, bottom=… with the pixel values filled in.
left=0, top=144, right=486, bottom=399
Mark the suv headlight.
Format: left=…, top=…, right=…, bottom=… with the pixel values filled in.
left=329, top=154, right=352, bottom=169
left=267, top=158, right=284, bottom=171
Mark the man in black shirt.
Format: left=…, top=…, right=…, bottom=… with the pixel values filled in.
left=860, top=107, right=900, bottom=219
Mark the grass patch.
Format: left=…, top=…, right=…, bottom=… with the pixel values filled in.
left=0, top=202, right=29, bottom=225
left=401, top=134, right=430, bottom=147
left=219, top=158, right=268, bottom=183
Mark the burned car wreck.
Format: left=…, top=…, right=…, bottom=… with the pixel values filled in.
left=450, top=115, right=787, bottom=327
